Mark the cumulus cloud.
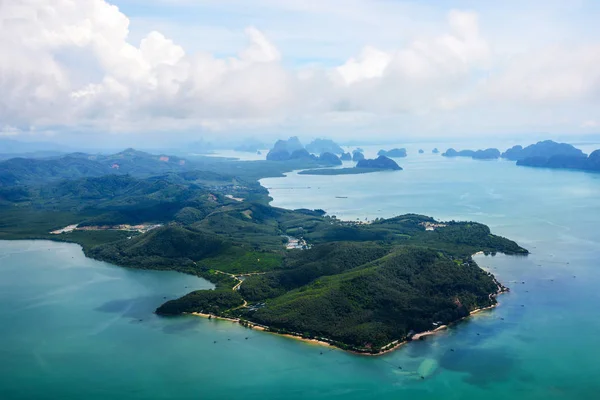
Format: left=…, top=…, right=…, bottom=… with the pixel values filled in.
left=0, top=0, right=599, bottom=137
left=484, top=44, right=600, bottom=104
left=0, top=0, right=293, bottom=132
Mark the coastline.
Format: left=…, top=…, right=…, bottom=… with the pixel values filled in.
left=351, top=302, right=500, bottom=356
left=188, top=312, right=335, bottom=348
left=182, top=251, right=508, bottom=356
left=183, top=248, right=508, bottom=355
left=186, top=298, right=503, bottom=357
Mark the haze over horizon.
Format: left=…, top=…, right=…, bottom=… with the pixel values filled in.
left=2, top=0, right=600, bottom=147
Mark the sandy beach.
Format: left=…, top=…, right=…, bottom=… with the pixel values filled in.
left=188, top=312, right=335, bottom=348
left=188, top=300, right=500, bottom=356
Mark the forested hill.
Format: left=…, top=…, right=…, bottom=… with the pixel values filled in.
left=239, top=246, right=501, bottom=350
left=0, top=149, right=191, bottom=186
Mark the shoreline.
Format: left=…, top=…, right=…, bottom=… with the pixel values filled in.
left=184, top=252, right=507, bottom=356
left=353, top=301, right=500, bottom=356
left=186, top=298, right=503, bottom=356
left=188, top=312, right=335, bottom=348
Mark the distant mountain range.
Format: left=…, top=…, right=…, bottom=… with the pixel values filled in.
left=0, top=148, right=191, bottom=187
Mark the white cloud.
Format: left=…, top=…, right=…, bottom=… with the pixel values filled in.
left=0, top=0, right=599, bottom=139
left=0, top=126, right=21, bottom=137
left=483, top=44, right=600, bottom=104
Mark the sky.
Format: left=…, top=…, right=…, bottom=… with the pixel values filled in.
left=1, top=0, right=600, bottom=147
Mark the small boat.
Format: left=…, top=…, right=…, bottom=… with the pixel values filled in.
left=335, top=196, right=348, bottom=199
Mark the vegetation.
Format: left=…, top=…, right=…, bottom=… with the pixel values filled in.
left=0, top=148, right=192, bottom=186
left=352, top=150, right=365, bottom=162
left=200, top=250, right=283, bottom=274
left=500, top=141, right=600, bottom=172
left=516, top=150, right=600, bottom=172
left=88, top=225, right=229, bottom=270
left=156, top=290, right=244, bottom=316
left=502, top=140, right=586, bottom=161
left=378, top=148, right=407, bottom=157
left=356, top=156, right=402, bottom=170
left=242, top=247, right=499, bottom=350
left=442, top=148, right=500, bottom=160
left=147, top=213, right=524, bottom=352
left=305, top=139, right=344, bottom=155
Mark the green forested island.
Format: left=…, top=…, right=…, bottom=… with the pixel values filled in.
left=442, top=148, right=500, bottom=160
left=437, top=140, right=600, bottom=172
left=501, top=140, right=600, bottom=172
left=0, top=148, right=527, bottom=354
left=378, top=148, right=407, bottom=158
left=356, top=156, right=402, bottom=170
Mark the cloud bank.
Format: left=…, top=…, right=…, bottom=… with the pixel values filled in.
left=1, top=0, right=599, bottom=139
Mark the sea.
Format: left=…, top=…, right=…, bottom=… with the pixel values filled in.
left=1, top=141, right=600, bottom=399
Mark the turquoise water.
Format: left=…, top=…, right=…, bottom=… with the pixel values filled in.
left=2, top=147, right=600, bottom=399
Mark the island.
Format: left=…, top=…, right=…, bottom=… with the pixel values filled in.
left=516, top=149, right=599, bottom=171
left=289, top=149, right=314, bottom=160
left=305, top=139, right=344, bottom=155
left=378, top=148, right=407, bottom=158
left=501, top=140, right=585, bottom=161
left=264, top=137, right=344, bottom=167
left=340, top=152, right=352, bottom=161
left=318, top=152, right=342, bottom=166
left=432, top=148, right=440, bottom=154
left=418, top=149, right=424, bottom=154
left=0, top=147, right=528, bottom=355
left=352, top=150, right=365, bottom=162
left=442, top=148, right=500, bottom=160
left=266, top=137, right=305, bottom=161
left=499, top=140, right=600, bottom=172
left=357, top=155, right=402, bottom=170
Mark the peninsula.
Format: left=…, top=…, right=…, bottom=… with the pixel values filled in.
left=0, top=148, right=527, bottom=355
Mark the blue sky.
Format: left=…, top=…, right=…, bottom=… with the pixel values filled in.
left=113, top=0, right=600, bottom=62
left=1, top=0, right=600, bottom=146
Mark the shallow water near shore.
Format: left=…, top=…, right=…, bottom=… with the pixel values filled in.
left=2, top=144, right=600, bottom=399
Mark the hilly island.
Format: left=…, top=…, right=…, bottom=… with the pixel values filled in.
left=0, top=149, right=527, bottom=354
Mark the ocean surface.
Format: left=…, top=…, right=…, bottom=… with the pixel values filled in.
left=2, top=143, right=600, bottom=399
